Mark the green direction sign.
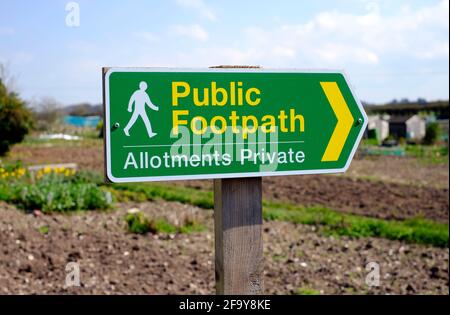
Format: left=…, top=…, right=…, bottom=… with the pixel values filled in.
left=103, top=68, right=367, bottom=183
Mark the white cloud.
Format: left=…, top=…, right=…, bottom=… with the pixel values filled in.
left=182, top=0, right=448, bottom=68
left=175, top=0, right=217, bottom=21
left=171, top=24, right=209, bottom=41
left=273, top=46, right=296, bottom=58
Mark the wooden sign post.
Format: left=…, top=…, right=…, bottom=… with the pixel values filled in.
left=211, top=66, right=263, bottom=295
left=102, top=65, right=367, bottom=295
left=214, top=177, right=263, bottom=294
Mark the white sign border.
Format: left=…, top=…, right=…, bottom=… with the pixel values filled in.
left=104, top=67, right=368, bottom=183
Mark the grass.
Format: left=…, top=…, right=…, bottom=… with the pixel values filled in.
left=361, top=138, right=380, bottom=146
left=295, top=287, right=321, bottom=295
left=124, top=212, right=152, bottom=234
left=263, top=201, right=449, bottom=248
left=359, top=140, right=448, bottom=165
left=38, top=225, right=49, bottom=235
left=111, top=182, right=448, bottom=247
left=179, top=218, right=207, bottom=234
left=405, top=144, right=449, bottom=165
left=272, top=254, right=287, bottom=262
left=110, top=183, right=214, bottom=209
left=150, top=218, right=178, bottom=234
left=124, top=211, right=206, bottom=235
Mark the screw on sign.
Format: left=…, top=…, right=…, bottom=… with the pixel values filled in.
left=102, top=66, right=367, bottom=294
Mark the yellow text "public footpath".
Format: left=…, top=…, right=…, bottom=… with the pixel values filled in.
left=171, top=81, right=305, bottom=139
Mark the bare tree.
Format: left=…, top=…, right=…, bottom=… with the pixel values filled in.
left=32, top=97, right=63, bottom=131
left=0, top=63, right=18, bottom=93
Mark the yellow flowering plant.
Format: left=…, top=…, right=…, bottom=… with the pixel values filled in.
left=35, top=166, right=76, bottom=180
left=0, top=164, right=27, bottom=180
left=0, top=163, right=112, bottom=212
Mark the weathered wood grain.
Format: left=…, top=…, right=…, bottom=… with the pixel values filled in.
left=214, top=177, right=264, bottom=295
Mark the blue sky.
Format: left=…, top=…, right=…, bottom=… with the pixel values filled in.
left=0, top=0, right=448, bottom=105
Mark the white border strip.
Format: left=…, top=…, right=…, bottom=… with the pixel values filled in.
left=123, top=140, right=305, bottom=148
left=104, top=67, right=368, bottom=183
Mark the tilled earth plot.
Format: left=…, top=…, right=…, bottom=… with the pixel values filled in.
left=172, top=175, right=449, bottom=224
left=262, top=175, right=449, bottom=223
left=0, top=201, right=448, bottom=295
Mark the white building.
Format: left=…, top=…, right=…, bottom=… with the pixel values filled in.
left=367, top=115, right=389, bottom=141
left=389, top=115, right=426, bottom=140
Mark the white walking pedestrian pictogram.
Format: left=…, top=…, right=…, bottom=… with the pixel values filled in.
left=124, top=81, right=159, bottom=138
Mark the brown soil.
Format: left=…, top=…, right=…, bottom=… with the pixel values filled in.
left=263, top=175, right=449, bottom=223
left=8, top=144, right=103, bottom=172
left=0, top=201, right=448, bottom=295
left=346, top=155, right=449, bottom=189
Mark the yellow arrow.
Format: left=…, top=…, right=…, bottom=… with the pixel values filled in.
left=320, top=82, right=354, bottom=162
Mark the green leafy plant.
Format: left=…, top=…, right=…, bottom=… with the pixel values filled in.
left=295, top=287, right=320, bottom=295
left=150, top=218, right=178, bottom=234
left=0, top=77, right=34, bottom=156
left=125, top=212, right=177, bottom=234
left=405, top=144, right=448, bottom=164
left=0, top=170, right=113, bottom=212
left=179, top=217, right=206, bottom=234
left=96, top=120, right=104, bottom=138
left=125, top=212, right=152, bottom=234
left=423, top=122, right=441, bottom=145
left=38, top=225, right=49, bottom=235
left=124, top=212, right=205, bottom=235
